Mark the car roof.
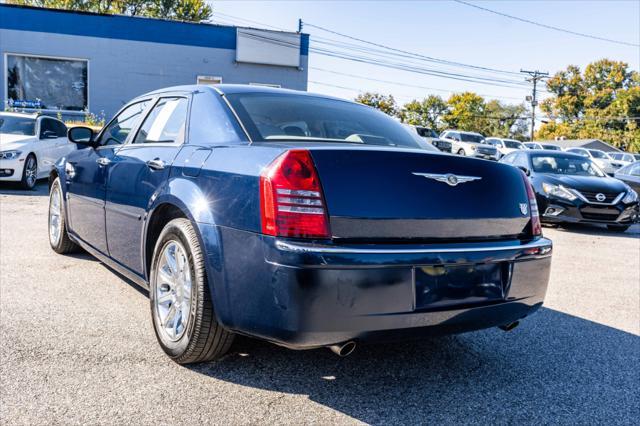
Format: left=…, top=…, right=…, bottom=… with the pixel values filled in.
left=443, top=129, right=483, bottom=136
left=137, top=84, right=349, bottom=103
left=0, top=111, right=38, bottom=118
left=520, top=150, right=587, bottom=159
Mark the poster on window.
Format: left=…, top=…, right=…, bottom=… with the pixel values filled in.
left=6, top=55, right=88, bottom=111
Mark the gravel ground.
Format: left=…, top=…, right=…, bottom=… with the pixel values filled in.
left=1, top=182, right=639, bottom=425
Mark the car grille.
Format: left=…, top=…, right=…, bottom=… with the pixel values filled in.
left=476, top=146, right=496, bottom=155
left=433, top=140, right=452, bottom=152
left=580, top=206, right=620, bottom=221
left=577, top=190, right=622, bottom=204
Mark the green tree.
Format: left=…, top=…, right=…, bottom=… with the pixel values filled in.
left=399, top=95, right=448, bottom=131
left=7, top=0, right=212, bottom=22
left=354, top=92, right=398, bottom=116
left=442, top=92, right=485, bottom=131
left=538, top=59, right=640, bottom=152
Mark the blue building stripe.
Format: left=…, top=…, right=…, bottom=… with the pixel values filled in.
left=0, top=5, right=309, bottom=55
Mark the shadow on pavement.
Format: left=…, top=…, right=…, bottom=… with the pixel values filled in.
left=189, top=308, right=640, bottom=423
left=0, top=180, right=48, bottom=197
left=553, top=222, right=640, bottom=239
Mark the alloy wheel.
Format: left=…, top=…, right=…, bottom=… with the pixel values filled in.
left=154, top=240, right=192, bottom=341
left=25, top=156, right=37, bottom=188
left=49, top=185, right=62, bottom=246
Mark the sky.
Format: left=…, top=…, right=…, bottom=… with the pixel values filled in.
left=208, top=0, right=640, bottom=110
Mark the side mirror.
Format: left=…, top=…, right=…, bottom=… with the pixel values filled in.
left=68, top=126, right=95, bottom=146
left=41, top=130, right=58, bottom=139
left=518, top=165, right=531, bottom=176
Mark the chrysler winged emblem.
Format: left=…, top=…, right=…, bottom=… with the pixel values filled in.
left=412, top=172, right=482, bottom=187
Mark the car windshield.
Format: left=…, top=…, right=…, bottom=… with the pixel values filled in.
left=225, top=93, right=420, bottom=148
left=588, top=150, right=609, bottom=159
left=416, top=127, right=438, bottom=138
left=634, top=154, right=640, bottom=161
left=504, top=140, right=523, bottom=149
left=542, top=144, right=561, bottom=151
left=459, top=133, right=484, bottom=143
left=531, top=154, right=605, bottom=177
left=0, top=115, right=36, bottom=136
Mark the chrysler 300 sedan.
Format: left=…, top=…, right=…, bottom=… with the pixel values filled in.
left=48, top=85, right=552, bottom=363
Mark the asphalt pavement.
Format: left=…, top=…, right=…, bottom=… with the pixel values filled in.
left=1, top=182, right=639, bottom=425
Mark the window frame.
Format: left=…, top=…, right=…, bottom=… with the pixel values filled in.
left=95, top=98, right=154, bottom=149
left=4, top=52, right=90, bottom=113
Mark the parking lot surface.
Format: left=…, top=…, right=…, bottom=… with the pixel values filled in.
left=1, top=182, right=639, bottom=425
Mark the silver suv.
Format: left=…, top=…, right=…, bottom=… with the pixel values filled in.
left=440, top=130, right=499, bottom=160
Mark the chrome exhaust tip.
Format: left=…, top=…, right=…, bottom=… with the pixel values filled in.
left=328, top=341, right=357, bottom=357
left=498, top=321, right=520, bottom=332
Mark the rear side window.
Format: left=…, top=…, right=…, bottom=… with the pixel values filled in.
left=133, top=97, right=188, bottom=144
left=188, top=91, right=243, bottom=144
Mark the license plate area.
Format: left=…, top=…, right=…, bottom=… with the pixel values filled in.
left=414, top=262, right=511, bottom=310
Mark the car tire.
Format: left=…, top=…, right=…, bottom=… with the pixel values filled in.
left=607, top=224, right=630, bottom=233
left=20, top=154, right=38, bottom=190
left=150, top=218, right=234, bottom=364
left=457, top=149, right=466, bottom=156
left=48, top=177, right=79, bottom=254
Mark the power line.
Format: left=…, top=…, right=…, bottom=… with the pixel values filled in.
left=454, top=0, right=639, bottom=48
left=521, top=69, right=549, bottom=141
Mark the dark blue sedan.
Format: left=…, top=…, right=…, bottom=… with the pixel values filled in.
left=49, top=85, right=552, bottom=363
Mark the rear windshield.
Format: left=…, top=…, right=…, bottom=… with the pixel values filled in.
left=226, top=93, right=420, bottom=148
left=531, top=155, right=605, bottom=177
left=0, top=115, right=36, bottom=136
left=588, top=150, right=608, bottom=159
left=541, top=144, right=561, bottom=151
left=459, top=133, right=484, bottom=143
left=504, top=140, right=523, bottom=149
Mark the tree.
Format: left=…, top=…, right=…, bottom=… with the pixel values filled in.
left=354, top=92, right=398, bottom=116
left=441, top=92, right=485, bottom=131
left=538, top=59, right=640, bottom=152
left=398, top=95, right=448, bottom=131
left=7, top=0, right=213, bottom=22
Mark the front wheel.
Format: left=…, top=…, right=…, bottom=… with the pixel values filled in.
left=49, top=177, right=79, bottom=254
left=20, top=154, right=37, bottom=190
left=607, top=224, right=630, bottom=233
left=150, top=218, right=234, bottom=364
left=457, top=148, right=466, bottom=156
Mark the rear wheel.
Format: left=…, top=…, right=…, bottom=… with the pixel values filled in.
left=607, top=224, right=630, bottom=233
left=20, top=154, right=37, bottom=190
left=48, top=177, right=79, bottom=254
left=457, top=148, right=466, bottom=156
left=150, top=218, right=234, bottom=364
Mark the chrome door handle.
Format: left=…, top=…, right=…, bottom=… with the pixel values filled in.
left=146, top=158, right=165, bottom=170
left=96, top=157, right=111, bottom=166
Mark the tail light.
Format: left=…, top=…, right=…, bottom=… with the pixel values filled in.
left=260, top=150, right=331, bottom=239
left=521, top=170, right=542, bottom=236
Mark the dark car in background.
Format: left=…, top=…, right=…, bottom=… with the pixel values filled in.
left=614, top=162, right=640, bottom=193
left=48, top=85, right=552, bottom=364
left=500, top=150, right=639, bottom=232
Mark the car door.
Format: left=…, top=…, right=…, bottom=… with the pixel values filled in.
left=66, top=100, right=151, bottom=254
left=49, top=118, right=75, bottom=161
left=36, top=117, right=63, bottom=177
left=105, top=96, right=189, bottom=275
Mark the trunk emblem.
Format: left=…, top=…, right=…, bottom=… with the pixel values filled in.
left=412, top=172, right=481, bottom=187
left=519, top=203, right=529, bottom=215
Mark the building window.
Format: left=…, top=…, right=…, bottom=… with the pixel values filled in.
left=6, top=54, right=88, bottom=111
left=197, top=75, right=222, bottom=86
left=249, top=83, right=282, bottom=88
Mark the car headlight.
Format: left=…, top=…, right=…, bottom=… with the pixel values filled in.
left=622, top=189, right=638, bottom=204
left=0, top=150, right=22, bottom=160
left=542, top=182, right=577, bottom=201
left=470, top=145, right=476, bottom=151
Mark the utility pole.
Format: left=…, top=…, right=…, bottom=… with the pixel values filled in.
left=521, top=69, right=549, bottom=142
left=298, top=19, right=303, bottom=33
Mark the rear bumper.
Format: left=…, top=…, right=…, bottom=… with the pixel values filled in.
left=207, top=225, right=552, bottom=349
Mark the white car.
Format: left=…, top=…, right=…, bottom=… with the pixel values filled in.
left=401, top=124, right=441, bottom=153
left=484, top=137, right=525, bottom=158
left=0, top=112, right=76, bottom=189
left=440, top=130, right=499, bottom=160
left=523, top=142, right=543, bottom=150
left=565, top=147, right=624, bottom=176
left=609, top=152, right=636, bottom=166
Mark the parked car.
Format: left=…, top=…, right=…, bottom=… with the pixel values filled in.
left=48, top=85, right=552, bottom=363
left=440, top=130, right=499, bottom=160
left=565, top=147, right=624, bottom=175
left=484, top=137, right=525, bottom=158
left=539, top=143, right=562, bottom=151
left=402, top=124, right=450, bottom=152
left=614, top=162, right=640, bottom=193
left=500, top=150, right=639, bottom=231
left=523, top=142, right=543, bottom=150
left=0, top=112, right=75, bottom=189
left=609, top=152, right=636, bottom=165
